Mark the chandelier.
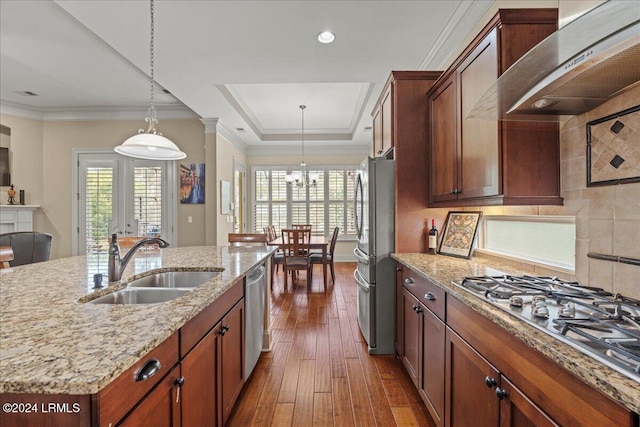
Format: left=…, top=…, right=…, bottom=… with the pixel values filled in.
left=114, top=0, right=186, bottom=160
left=286, top=105, right=319, bottom=188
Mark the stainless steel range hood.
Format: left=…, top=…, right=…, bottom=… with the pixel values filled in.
left=469, top=1, right=640, bottom=122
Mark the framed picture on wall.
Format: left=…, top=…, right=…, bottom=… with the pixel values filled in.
left=438, top=211, right=482, bottom=259
left=180, top=163, right=205, bottom=204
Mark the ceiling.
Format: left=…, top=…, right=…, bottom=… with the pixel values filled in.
left=0, top=0, right=494, bottom=153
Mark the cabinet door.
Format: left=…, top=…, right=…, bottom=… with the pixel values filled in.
left=445, top=328, right=499, bottom=427
left=420, top=304, right=446, bottom=427
left=458, top=28, right=499, bottom=199
left=499, top=376, right=559, bottom=427
left=381, top=87, right=393, bottom=155
left=119, top=366, right=181, bottom=427
left=402, top=288, right=421, bottom=388
left=181, top=325, right=219, bottom=427
left=429, top=74, right=457, bottom=203
left=395, top=265, right=404, bottom=356
left=373, top=108, right=383, bottom=157
left=219, top=299, right=245, bottom=425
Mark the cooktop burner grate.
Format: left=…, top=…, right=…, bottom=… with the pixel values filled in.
left=454, top=275, right=640, bottom=383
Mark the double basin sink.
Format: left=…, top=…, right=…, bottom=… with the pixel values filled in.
left=90, top=270, right=223, bottom=305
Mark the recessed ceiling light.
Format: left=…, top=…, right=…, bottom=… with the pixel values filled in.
left=236, top=127, right=245, bottom=132
left=317, top=31, right=335, bottom=44
left=17, top=90, right=39, bottom=96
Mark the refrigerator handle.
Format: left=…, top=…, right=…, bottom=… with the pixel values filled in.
left=353, top=247, right=370, bottom=264
left=353, top=269, right=370, bottom=292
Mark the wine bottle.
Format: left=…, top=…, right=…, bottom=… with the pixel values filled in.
left=428, top=219, right=438, bottom=254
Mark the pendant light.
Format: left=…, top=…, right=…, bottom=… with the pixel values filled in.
left=115, top=0, right=186, bottom=160
left=286, top=105, right=318, bottom=188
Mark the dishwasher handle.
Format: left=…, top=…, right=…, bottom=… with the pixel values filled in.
left=247, top=264, right=266, bottom=285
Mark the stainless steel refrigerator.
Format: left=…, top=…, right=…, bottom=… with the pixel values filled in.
left=353, top=156, right=395, bottom=354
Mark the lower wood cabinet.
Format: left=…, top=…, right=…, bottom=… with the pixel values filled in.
left=398, top=263, right=446, bottom=427
left=180, top=323, right=218, bottom=426
left=445, top=327, right=556, bottom=427
left=394, top=261, right=638, bottom=427
left=218, top=298, right=245, bottom=425
left=180, top=297, right=244, bottom=427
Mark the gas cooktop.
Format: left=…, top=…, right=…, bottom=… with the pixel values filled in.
left=452, top=275, right=640, bottom=384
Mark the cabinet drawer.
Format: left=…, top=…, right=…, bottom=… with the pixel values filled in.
left=95, top=333, right=179, bottom=427
left=402, top=267, right=445, bottom=321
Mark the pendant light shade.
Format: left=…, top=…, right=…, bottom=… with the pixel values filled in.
left=114, top=0, right=186, bottom=161
left=115, top=132, right=186, bottom=160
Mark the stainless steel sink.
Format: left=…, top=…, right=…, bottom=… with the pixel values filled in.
left=127, top=270, right=222, bottom=288
left=90, top=288, right=190, bottom=305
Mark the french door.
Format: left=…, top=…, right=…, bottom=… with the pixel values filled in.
left=74, top=152, right=176, bottom=256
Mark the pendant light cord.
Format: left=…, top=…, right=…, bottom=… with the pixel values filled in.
left=300, top=105, right=306, bottom=164
left=148, top=0, right=157, bottom=122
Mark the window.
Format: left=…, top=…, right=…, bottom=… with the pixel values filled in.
left=252, top=166, right=357, bottom=238
left=478, top=216, right=576, bottom=271
left=74, top=152, right=177, bottom=257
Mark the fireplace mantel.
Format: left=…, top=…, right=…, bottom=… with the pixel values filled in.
left=0, top=205, right=40, bottom=233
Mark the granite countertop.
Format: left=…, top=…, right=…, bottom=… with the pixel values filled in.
left=391, top=253, right=640, bottom=415
left=0, top=245, right=274, bottom=395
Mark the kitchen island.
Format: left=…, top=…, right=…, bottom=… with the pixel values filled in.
left=0, top=245, right=274, bottom=426
left=392, top=253, right=639, bottom=426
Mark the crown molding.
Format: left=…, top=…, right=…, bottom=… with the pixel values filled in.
left=246, top=143, right=369, bottom=157
left=418, top=0, right=492, bottom=70
left=216, top=122, right=248, bottom=154
left=0, top=100, right=197, bottom=121
left=0, top=102, right=44, bottom=120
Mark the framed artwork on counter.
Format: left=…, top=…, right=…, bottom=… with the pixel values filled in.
left=438, top=211, right=482, bottom=259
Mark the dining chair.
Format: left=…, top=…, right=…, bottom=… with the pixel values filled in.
left=263, top=225, right=284, bottom=289
left=310, top=227, right=339, bottom=285
left=291, top=224, right=312, bottom=230
left=281, top=228, right=312, bottom=291
left=0, top=231, right=52, bottom=267
left=0, top=246, right=14, bottom=269
left=228, top=233, right=268, bottom=246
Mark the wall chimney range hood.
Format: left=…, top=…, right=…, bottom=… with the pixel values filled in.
left=469, top=1, right=640, bottom=122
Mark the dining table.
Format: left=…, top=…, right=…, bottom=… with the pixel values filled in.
left=268, top=235, right=329, bottom=291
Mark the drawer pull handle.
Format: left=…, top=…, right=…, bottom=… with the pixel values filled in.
left=404, top=277, right=415, bottom=285
left=425, top=292, right=436, bottom=301
left=135, top=358, right=162, bottom=382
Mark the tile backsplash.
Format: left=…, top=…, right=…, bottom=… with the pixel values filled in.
left=423, top=85, right=640, bottom=299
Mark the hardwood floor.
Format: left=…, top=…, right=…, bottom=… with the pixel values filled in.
left=227, top=262, right=435, bottom=427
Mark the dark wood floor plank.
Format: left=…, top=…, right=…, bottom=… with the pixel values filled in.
left=313, top=392, right=334, bottom=427
left=291, top=359, right=315, bottom=426
left=229, top=262, right=435, bottom=427
left=270, top=402, right=294, bottom=427
left=227, top=356, right=271, bottom=426
left=329, top=317, right=347, bottom=378
left=345, top=358, right=376, bottom=426
left=332, top=377, right=355, bottom=427
left=355, top=341, right=398, bottom=426
left=315, top=322, right=332, bottom=393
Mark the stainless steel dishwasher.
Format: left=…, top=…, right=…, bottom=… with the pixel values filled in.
left=245, top=262, right=266, bottom=378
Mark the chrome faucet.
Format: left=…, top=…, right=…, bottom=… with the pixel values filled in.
left=108, top=233, right=169, bottom=282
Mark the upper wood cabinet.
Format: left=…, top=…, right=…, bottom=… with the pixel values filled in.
left=372, top=71, right=442, bottom=252
left=428, top=9, right=563, bottom=207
